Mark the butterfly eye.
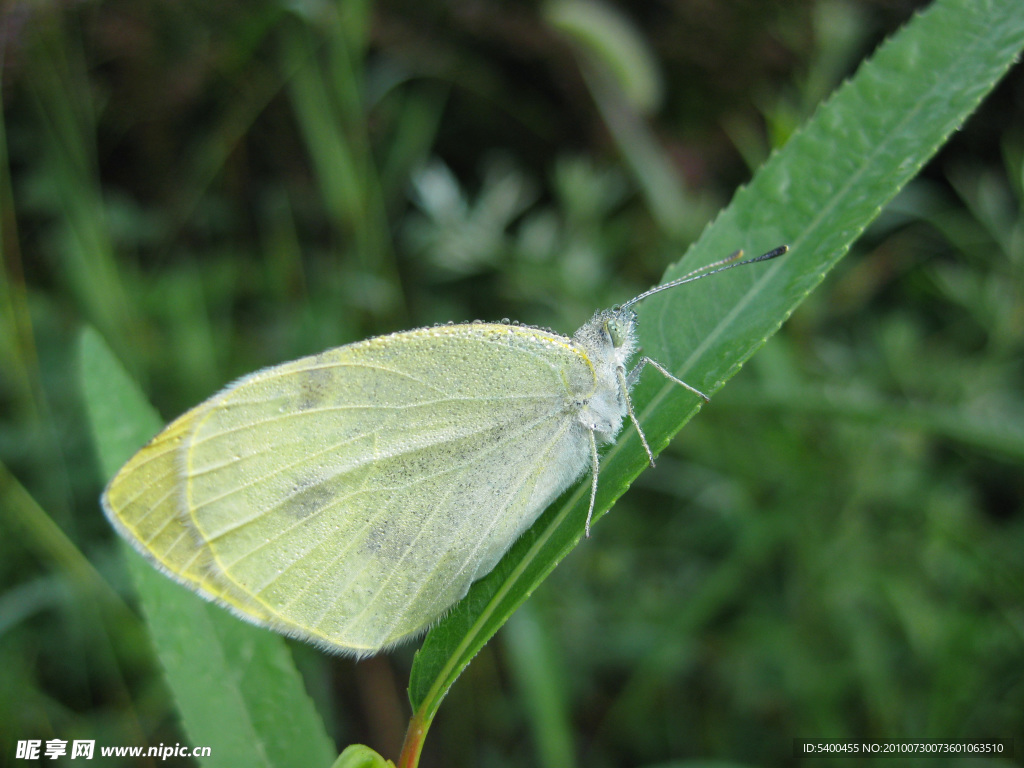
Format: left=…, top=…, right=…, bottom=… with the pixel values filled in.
left=605, top=319, right=626, bottom=348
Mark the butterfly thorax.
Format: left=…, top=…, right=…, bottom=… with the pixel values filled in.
left=570, top=306, right=639, bottom=443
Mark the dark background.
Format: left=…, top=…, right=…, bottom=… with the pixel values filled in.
left=2, top=1, right=1023, bottom=765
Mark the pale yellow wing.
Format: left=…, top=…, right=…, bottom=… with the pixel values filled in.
left=101, top=401, right=274, bottom=623
left=104, top=323, right=597, bottom=656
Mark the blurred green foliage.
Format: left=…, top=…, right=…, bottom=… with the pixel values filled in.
left=2, top=1, right=1023, bottom=766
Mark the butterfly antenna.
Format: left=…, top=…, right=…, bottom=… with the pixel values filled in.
left=621, top=245, right=788, bottom=309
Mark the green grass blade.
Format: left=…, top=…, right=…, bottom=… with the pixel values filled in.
left=26, top=20, right=139, bottom=366
left=408, top=0, right=1024, bottom=731
left=79, top=327, right=337, bottom=768
left=722, top=384, right=1024, bottom=463
left=503, top=605, right=577, bottom=768
left=281, top=13, right=400, bottom=304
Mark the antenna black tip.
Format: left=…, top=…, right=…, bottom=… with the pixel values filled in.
left=752, top=244, right=789, bottom=263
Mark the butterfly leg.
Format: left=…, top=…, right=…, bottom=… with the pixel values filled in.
left=617, top=366, right=655, bottom=468
left=585, top=429, right=599, bottom=538
left=630, top=356, right=710, bottom=403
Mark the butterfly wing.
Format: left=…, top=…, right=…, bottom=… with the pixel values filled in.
left=102, top=396, right=284, bottom=626
left=103, top=324, right=596, bottom=655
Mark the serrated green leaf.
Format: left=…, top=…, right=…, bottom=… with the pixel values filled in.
left=408, top=0, right=1024, bottom=732
left=79, top=327, right=337, bottom=768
